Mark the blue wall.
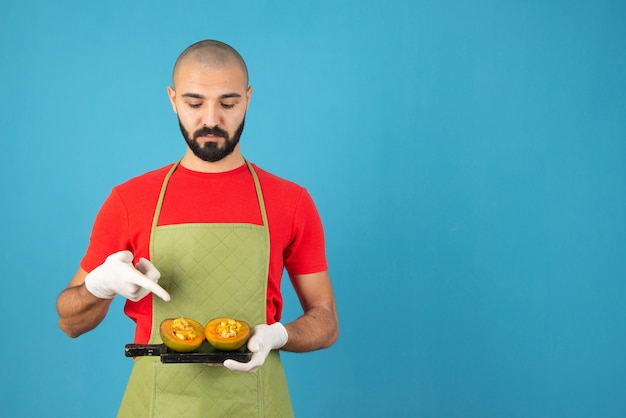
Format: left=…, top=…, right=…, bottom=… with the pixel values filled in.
left=1, top=1, right=625, bottom=417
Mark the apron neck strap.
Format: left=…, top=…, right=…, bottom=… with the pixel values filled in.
left=149, top=159, right=269, bottom=250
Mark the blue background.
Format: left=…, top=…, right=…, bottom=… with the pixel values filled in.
left=1, top=1, right=625, bottom=417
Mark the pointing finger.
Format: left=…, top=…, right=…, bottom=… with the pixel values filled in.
left=128, top=272, right=171, bottom=302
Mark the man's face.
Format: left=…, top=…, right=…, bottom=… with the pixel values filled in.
left=176, top=115, right=245, bottom=162
left=168, top=61, right=252, bottom=162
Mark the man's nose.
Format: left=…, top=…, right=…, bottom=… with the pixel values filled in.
left=202, top=104, right=220, bottom=127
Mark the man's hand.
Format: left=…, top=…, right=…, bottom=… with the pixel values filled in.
left=84, top=250, right=170, bottom=302
left=223, top=323, right=288, bottom=372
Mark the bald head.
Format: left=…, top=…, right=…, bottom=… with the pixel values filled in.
left=172, top=40, right=249, bottom=87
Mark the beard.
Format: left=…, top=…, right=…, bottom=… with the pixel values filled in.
left=178, top=116, right=245, bottom=162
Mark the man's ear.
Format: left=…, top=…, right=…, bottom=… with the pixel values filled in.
left=246, top=85, right=253, bottom=108
left=167, top=86, right=178, bottom=113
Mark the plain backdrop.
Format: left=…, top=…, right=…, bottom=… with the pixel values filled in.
left=1, top=1, right=625, bottom=417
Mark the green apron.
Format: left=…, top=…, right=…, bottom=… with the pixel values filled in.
left=117, top=161, right=293, bottom=417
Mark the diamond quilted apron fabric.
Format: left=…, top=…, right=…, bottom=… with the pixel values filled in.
left=117, top=162, right=293, bottom=417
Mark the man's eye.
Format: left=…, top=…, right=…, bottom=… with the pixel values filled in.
left=188, top=103, right=202, bottom=109
left=221, top=103, right=235, bottom=109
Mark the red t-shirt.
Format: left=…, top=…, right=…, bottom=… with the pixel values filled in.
left=81, top=163, right=328, bottom=344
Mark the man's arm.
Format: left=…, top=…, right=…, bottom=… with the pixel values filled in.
left=56, top=268, right=113, bottom=338
left=282, top=271, right=339, bottom=352
left=57, top=253, right=170, bottom=338
left=224, top=270, right=338, bottom=372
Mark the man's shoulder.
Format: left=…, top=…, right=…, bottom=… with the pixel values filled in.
left=251, top=163, right=304, bottom=192
left=113, top=164, right=174, bottom=194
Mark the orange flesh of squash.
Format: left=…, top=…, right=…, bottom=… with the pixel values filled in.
left=204, top=318, right=251, bottom=351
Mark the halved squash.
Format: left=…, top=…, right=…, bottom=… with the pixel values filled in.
left=204, top=317, right=251, bottom=351
left=160, top=317, right=205, bottom=352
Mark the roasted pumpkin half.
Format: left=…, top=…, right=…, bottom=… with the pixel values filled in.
left=204, top=317, right=251, bottom=351
left=160, top=317, right=206, bottom=352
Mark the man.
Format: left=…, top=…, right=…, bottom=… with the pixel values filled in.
left=56, top=39, right=338, bottom=417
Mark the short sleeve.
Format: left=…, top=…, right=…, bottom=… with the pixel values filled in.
left=80, top=188, right=131, bottom=272
left=283, top=188, right=328, bottom=275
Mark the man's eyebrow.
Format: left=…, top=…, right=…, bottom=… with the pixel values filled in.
left=182, top=93, right=204, bottom=99
left=181, top=92, right=242, bottom=99
left=219, top=93, right=242, bottom=99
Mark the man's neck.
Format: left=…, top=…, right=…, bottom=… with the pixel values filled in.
left=180, top=147, right=246, bottom=173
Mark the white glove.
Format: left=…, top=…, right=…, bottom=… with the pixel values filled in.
left=84, top=250, right=171, bottom=302
left=223, top=323, right=288, bottom=372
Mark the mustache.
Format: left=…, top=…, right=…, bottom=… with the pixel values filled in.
left=193, top=125, right=229, bottom=140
